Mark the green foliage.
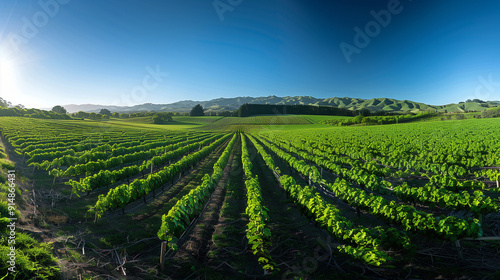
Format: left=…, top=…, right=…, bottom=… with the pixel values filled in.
left=0, top=97, right=12, bottom=108
left=99, top=108, right=112, bottom=116
left=152, top=113, right=173, bottom=124
left=237, top=103, right=354, bottom=117
left=94, top=134, right=231, bottom=217
left=262, top=133, right=500, bottom=216
left=2, top=112, right=499, bottom=274
left=394, top=182, right=498, bottom=215
left=481, top=106, right=500, bottom=118
left=0, top=159, right=15, bottom=170
left=322, top=112, right=437, bottom=126
left=0, top=232, right=60, bottom=279
left=0, top=165, right=59, bottom=279
left=280, top=176, right=394, bottom=266
left=158, top=134, right=237, bottom=246
left=70, top=135, right=217, bottom=195
left=256, top=131, right=485, bottom=241
left=248, top=134, right=407, bottom=266
left=0, top=107, right=71, bottom=119
left=51, top=105, right=67, bottom=114
left=190, top=104, right=205, bottom=116
left=240, top=134, right=278, bottom=272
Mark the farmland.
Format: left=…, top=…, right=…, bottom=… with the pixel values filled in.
left=1, top=116, right=500, bottom=279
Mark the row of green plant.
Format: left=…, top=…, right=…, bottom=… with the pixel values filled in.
left=280, top=176, right=400, bottom=266
left=158, top=133, right=237, bottom=249
left=241, top=134, right=277, bottom=272
left=258, top=134, right=390, bottom=191
left=248, top=135, right=413, bottom=266
left=325, top=178, right=483, bottom=241
left=393, top=183, right=499, bottom=215
left=474, top=168, right=500, bottom=183
left=259, top=134, right=393, bottom=178
left=25, top=133, right=194, bottom=163
left=67, top=135, right=222, bottom=195
left=56, top=135, right=213, bottom=177
left=27, top=135, right=191, bottom=171
left=261, top=135, right=499, bottom=215
left=246, top=134, right=411, bottom=266
left=253, top=135, right=484, bottom=241
left=17, top=133, right=158, bottom=152
left=0, top=141, right=6, bottom=160
left=0, top=117, right=184, bottom=155
left=93, top=134, right=232, bottom=217
left=266, top=119, right=500, bottom=180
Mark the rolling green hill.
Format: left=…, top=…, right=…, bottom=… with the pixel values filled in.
left=62, top=96, right=500, bottom=114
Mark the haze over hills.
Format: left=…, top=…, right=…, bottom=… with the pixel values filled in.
left=58, top=96, right=500, bottom=114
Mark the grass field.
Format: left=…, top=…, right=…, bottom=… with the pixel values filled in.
left=1, top=115, right=500, bottom=279
left=301, top=114, right=352, bottom=123
left=106, top=118, right=201, bottom=130
left=83, top=112, right=482, bottom=131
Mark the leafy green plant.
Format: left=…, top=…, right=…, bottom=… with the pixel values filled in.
left=241, top=134, right=278, bottom=272
left=158, top=134, right=237, bottom=249
left=94, top=134, right=232, bottom=217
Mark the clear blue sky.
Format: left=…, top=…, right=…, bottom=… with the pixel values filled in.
left=0, top=0, right=499, bottom=109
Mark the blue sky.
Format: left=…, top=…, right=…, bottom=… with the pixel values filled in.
left=0, top=0, right=499, bottom=109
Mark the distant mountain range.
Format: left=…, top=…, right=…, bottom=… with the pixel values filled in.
left=59, top=96, right=500, bottom=114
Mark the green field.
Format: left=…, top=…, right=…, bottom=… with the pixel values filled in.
left=1, top=115, right=500, bottom=279
left=107, top=114, right=352, bottom=131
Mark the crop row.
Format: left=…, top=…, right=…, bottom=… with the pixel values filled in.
left=93, top=134, right=231, bottom=218
left=241, top=134, right=277, bottom=272
left=157, top=133, right=237, bottom=249
left=259, top=135, right=498, bottom=215
left=67, top=135, right=222, bottom=194
left=252, top=134, right=483, bottom=241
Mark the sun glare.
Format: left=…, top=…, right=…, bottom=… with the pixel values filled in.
left=0, top=57, right=18, bottom=100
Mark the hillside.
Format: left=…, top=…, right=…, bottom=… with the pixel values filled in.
left=60, top=96, right=500, bottom=114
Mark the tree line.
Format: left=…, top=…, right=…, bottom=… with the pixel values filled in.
left=236, top=103, right=375, bottom=117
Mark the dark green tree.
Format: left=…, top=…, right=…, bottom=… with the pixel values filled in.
left=218, top=110, right=234, bottom=117
left=152, top=113, right=173, bottom=124
left=51, top=105, right=67, bottom=114
left=358, top=108, right=371, bottom=117
left=190, top=104, right=205, bottom=116
left=0, top=97, right=12, bottom=108
left=75, top=111, right=89, bottom=118
left=99, top=108, right=112, bottom=116
left=238, top=103, right=250, bottom=117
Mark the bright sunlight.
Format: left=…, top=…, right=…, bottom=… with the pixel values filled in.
left=0, top=57, right=18, bottom=100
